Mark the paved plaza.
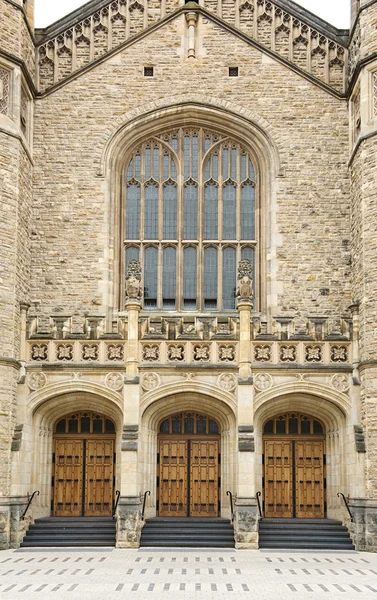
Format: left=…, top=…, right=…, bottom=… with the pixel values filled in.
left=1, top=547, right=377, bottom=600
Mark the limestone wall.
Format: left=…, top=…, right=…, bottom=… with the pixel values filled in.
left=32, top=14, right=350, bottom=324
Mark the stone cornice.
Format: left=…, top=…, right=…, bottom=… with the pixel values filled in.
left=36, top=5, right=347, bottom=100
left=0, top=356, right=21, bottom=369
left=358, top=359, right=377, bottom=370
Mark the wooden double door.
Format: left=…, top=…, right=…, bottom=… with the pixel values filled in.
left=264, top=439, right=325, bottom=518
left=53, top=438, right=115, bottom=517
left=158, top=439, right=219, bottom=517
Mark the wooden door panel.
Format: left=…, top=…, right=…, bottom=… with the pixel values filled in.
left=85, top=439, right=114, bottom=516
left=295, top=441, right=324, bottom=518
left=159, top=440, right=188, bottom=517
left=54, top=439, right=83, bottom=517
left=190, top=441, right=218, bottom=517
left=264, top=440, right=292, bottom=518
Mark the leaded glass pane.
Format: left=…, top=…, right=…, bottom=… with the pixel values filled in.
left=222, top=247, right=236, bottom=309
left=241, top=153, right=247, bottom=180
left=144, top=247, right=158, bottom=309
left=184, top=135, right=190, bottom=180
left=212, top=153, right=219, bottom=180
left=163, top=153, right=169, bottom=180
left=127, top=159, right=133, bottom=181
left=222, top=147, right=229, bottom=180
left=204, top=183, right=218, bottom=239
left=163, top=183, right=177, bottom=239
left=144, top=183, right=158, bottom=239
left=223, top=183, right=236, bottom=240
left=192, top=134, right=199, bottom=180
left=153, top=147, right=159, bottom=180
left=204, top=247, right=218, bottom=310
left=241, top=183, right=255, bottom=240
left=126, top=183, right=140, bottom=239
left=184, top=183, right=198, bottom=239
left=162, top=247, right=176, bottom=309
left=125, top=246, right=139, bottom=268
left=183, top=246, right=197, bottom=310
left=134, top=152, right=141, bottom=179
left=231, top=147, right=237, bottom=180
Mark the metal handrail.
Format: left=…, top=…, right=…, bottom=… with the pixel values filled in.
left=141, top=490, right=151, bottom=521
left=22, top=490, right=39, bottom=520
left=256, top=491, right=263, bottom=520
left=226, top=491, right=234, bottom=523
left=337, top=492, right=354, bottom=522
left=112, top=490, right=121, bottom=519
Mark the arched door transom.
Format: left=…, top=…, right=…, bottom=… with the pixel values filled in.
left=158, top=412, right=220, bottom=518
left=263, top=412, right=326, bottom=519
left=53, top=412, right=116, bottom=517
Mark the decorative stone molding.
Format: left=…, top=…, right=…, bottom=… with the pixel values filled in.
left=141, top=372, right=160, bottom=391
left=238, top=425, right=255, bottom=452
left=11, top=425, right=23, bottom=452
left=125, top=259, right=142, bottom=301
left=217, top=373, right=237, bottom=392
left=27, top=372, right=47, bottom=391
left=122, top=425, right=138, bottom=451
left=142, top=344, right=160, bottom=361
left=30, top=343, right=48, bottom=361
left=107, top=344, right=124, bottom=361
left=218, top=345, right=236, bottom=362
left=254, top=373, right=273, bottom=392
left=331, top=374, right=350, bottom=393
left=354, top=425, right=366, bottom=453
left=105, top=372, right=124, bottom=391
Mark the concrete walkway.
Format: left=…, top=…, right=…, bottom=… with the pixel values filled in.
left=1, top=547, right=377, bottom=599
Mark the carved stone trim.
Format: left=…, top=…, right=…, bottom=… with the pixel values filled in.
left=254, top=373, right=273, bottom=392
left=122, top=425, right=138, bottom=451
left=217, top=373, right=237, bottom=392
left=105, top=372, right=124, bottom=391
left=238, top=425, right=255, bottom=452
left=27, top=372, right=47, bottom=391
left=141, top=372, right=160, bottom=391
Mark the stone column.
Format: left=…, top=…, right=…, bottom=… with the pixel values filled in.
left=234, top=259, right=258, bottom=548
left=117, top=260, right=143, bottom=547
left=185, top=10, right=198, bottom=59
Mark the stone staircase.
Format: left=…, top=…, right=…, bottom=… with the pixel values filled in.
left=21, top=517, right=116, bottom=547
left=258, top=518, right=355, bottom=550
left=140, top=517, right=235, bottom=548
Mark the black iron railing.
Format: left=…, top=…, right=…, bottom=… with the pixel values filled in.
left=226, top=490, right=234, bottom=523
left=337, top=492, right=354, bottom=522
left=256, top=491, right=263, bottom=520
left=112, top=490, right=121, bottom=518
left=21, top=490, right=39, bottom=520
left=142, top=490, right=151, bottom=521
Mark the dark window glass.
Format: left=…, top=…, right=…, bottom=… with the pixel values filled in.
left=105, top=419, right=115, bottom=433
left=204, top=247, right=218, bottom=310
left=162, top=247, right=176, bottom=309
left=56, top=419, right=66, bottom=433
left=144, top=247, right=158, bottom=309
left=241, top=183, right=255, bottom=239
left=81, top=414, right=90, bottom=433
left=160, top=419, right=169, bottom=434
left=289, top=416, right=298, bottom=434
left=222, top=183, right=236, bottom=240
left=163, top=183, right=177, bottom=239
left=183, top=247, right=197, bottom=310
left=144, top=183, right=158, bottom=239
left=264, top=420, right=274, bottom=434
left=184, top=416, right=194, bottom=433
left=68, top=416, right=78, bottom=434
left=172, top=417, right=182, bottom=434
left=222, top=247, right=236, bottom=309
left=93, top=416, right=103, bottom=434
left=197, top=417, right=207, bottom=434
left=204, top=183, right=218, bottom=240
left=301, top=417, right=311, bottom=435
left=126, top=183, right=140, bottom=239
left=209, top=420, right=219, bottom=434
left=276, top=417, right=286, bottom=435
left=314, top=420, right=323, bottom=435
left=184, top=183, right=198, bottom=239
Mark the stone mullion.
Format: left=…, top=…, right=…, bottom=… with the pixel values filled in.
left=143, top=0, right=148, bottom=30
left=288, top=15, right=293, bottom=62
left=158, top=147, right=163, bottom=242
left=161, top=0, right=166, bottom=18
left=53, top=38, right=58, bottom=84
left=126, top=0, right=131, bottom=39
left=89, top=16, right=95, bottom=62
left=72, top=27, right=78, bottom=71
left=197, top=131, right=204, bottom=311
left=177, top=131, right=184, bottom=312
left=235, top=0, right=240, bottom=29
left=140, top=147, right=145, bottom=241
left=218, top=243, right=223, bottom=311
left=217, top=0, right=222, bottom=19
left=252, top=0, right=257, bottom=39
left=271, top=5, right=276, bottom=53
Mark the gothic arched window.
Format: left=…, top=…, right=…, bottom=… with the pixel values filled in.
left=124, top=128, right=257, bottom=311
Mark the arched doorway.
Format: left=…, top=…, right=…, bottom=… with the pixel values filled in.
left=263, top=412, right=326, bottom=519
left=53, top=411, right=116, bottom=517
left=157, top=411, right=220, bottom=518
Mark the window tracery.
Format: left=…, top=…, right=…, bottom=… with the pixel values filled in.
left=124, top=128, right=257, bottom=311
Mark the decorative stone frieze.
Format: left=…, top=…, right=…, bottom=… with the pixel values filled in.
left=253, top=373, right=272, bottom=392
left=331, top=374, right=350, bottom=393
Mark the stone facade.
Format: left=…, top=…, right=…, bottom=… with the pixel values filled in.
left=0, top=0, right=377, bottom=551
